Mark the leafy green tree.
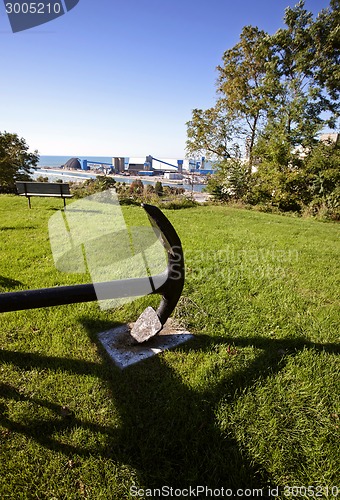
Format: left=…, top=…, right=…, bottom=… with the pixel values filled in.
left=309, top=0, right=340, bottom=121
left=0, top=131, right=39, bottom=193
left=216, top=25, right=277, bottom=168
left=187, top=26, right=275, bottom=167
left=301, top=138, right=340, bottom=219
left=304, top=139, right=340, bottom=199
left=206, top=147, right=250, bottom=202
left=186, top=0, right=339, bottom=213
left=263, top=1, right=339, bottom=150
left=251, top=1, right=339, bottom=210
left=186, top=106, right=241, bottom=160
left=252, top=116, right=311, bottom=211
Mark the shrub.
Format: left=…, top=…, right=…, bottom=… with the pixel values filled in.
left=205, top=158, right=250, bottom=202
left=303, top=188, right=340, bottom=221
left=160, top=197, right=198, bottom=210
left=70, top=176, right=196, bottom=210
left=155, top=181, right=163, bottom=196
left=70, top=177, right=116, bottom=198
left=129, top=179, right=144, bottom=195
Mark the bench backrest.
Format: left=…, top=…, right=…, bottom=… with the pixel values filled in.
left=16, top=181, right=71, bottom=196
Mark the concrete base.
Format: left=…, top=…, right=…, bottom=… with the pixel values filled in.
left=97, top=319, right=193, bottom=369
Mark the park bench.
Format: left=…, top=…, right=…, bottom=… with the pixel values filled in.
left=16, top=181, right=73, bottom=208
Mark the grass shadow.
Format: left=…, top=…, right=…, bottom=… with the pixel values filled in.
left=0, top=343, right=266, bottom=492
left=0, top=275, right=25, bottom=290
left=2, top=315, right=338, bottom=492
left=0, top=226, right=37, bottom=230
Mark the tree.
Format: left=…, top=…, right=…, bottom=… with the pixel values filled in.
left=264, top=1, right=339, bottom=150
left=252, top=131, right=307, bottom=211
left=309, top=0, right=340, bottom=121
left=216, top=25, right=276, bottom=169
left=186, top=27, right=275, bottom=167
left=186, top=106, right=241, bottom=160
left=0, top=132, right=38, bottom=193
left=304, top=139, right=340, bottom=200
left=205, top=152, right=250, bottom=202
left=186, top=0, right=339, bottom=213
left=251, top=1, right=339, bottom=211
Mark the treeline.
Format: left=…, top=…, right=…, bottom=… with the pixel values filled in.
left=0, top=131, right=39, bottom=193
left=186, top=0, right=339, bottom=218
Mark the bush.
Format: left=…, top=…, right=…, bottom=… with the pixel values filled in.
left=145, top=184, right=155, bottom=195
left=70, top=177, right=116, bottom=198
left=164, top=185, right=185, bottom=196
left=160, top=197, right=198, bottom=210
left=129, top=179, right=144, bottom=195
left=155, top=181, right=163, bottom=196
left=205, top=158, right=250, bottom=202
left=70, top=176, right=196, bottom=210
left=303, top=188, right=340, bottom=221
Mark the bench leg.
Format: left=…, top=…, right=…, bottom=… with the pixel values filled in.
left=63, top=198, right=66, bottom=209
left=27, top=196, right=31, bottom=209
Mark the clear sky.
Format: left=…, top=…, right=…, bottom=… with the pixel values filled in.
left=0, top=0, right=331, bottom=158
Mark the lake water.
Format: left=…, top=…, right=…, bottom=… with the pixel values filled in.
left=38, top=155, right=114, bottom=168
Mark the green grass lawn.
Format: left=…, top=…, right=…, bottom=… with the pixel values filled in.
left=0, top=194, right=339, bottom=499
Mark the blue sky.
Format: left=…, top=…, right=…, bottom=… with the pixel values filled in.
left=0, top=0, right=331, bottom=158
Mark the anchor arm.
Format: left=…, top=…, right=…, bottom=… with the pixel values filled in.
left=141, top=204, right=185, bottom=325
left=0, top=204, right=185, bottom=324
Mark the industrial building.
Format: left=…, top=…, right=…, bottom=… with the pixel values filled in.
left=121, top=156, right=214, bottom=176
left=80, top=155, right=214, bottom=177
